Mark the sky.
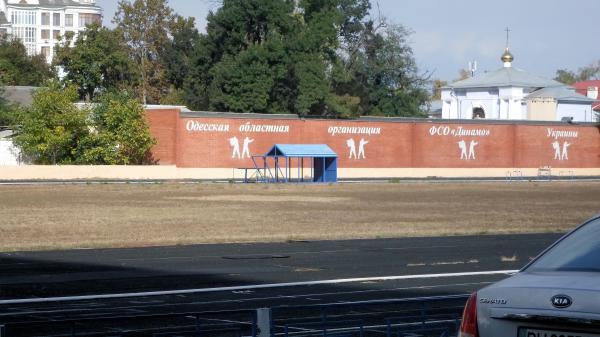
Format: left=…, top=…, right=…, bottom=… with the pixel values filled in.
left=97, top=0, right=600, bottom=82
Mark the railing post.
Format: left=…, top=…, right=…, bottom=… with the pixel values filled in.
left=321, top=307, right=327, bottom=337
left=256, top=308, right=272, bottom=337
left=195, top=314, right=201, bottom=337
left=0, top=324, right=5, bottom=337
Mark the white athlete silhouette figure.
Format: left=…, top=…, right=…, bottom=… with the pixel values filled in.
left=228, top=136, right=241, bottom=159
left=458, top=140, right=468, bottom=160
left=552, top=141, right=561, bottom=160
left=346, top=138, right=357, bottom=159
left=358, top=138, right=369, bottom=159
left=561, top=141, right=571, bottom=161
left=468, top=141, right=478, bottom=160
left=241, top=137, right=254, bottom=159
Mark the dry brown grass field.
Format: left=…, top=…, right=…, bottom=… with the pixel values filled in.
left=0, top=181, right=598, bottom=251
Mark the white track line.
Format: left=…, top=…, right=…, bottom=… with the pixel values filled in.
left=0, top=270, right=518, bottom=305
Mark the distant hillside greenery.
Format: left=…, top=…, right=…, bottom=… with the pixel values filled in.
left=53, top=0, right=431, bottom=118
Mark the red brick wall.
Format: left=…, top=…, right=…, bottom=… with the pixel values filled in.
left=145, top=109, right=179, bottom=165
left=147, top=110, right=600, bottom=169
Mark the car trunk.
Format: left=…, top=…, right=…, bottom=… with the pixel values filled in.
left=476, top=271, right=600, bottom=337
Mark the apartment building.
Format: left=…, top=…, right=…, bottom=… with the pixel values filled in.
left=0, top=0, right=102, bottom=63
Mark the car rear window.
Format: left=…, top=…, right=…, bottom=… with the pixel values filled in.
left=527, top=217, right=600, bottom=272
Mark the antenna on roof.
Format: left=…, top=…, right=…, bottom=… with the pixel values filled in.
left=468, top=61, right=477, bottom=77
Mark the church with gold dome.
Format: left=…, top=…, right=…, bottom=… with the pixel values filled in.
left=441, top=48, right=596, bottom=122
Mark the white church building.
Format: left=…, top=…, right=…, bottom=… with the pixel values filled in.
left=441, top=48, right=596, bottom=122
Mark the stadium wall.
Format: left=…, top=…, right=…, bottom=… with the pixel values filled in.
left=145, top=109, right=600, bottom=171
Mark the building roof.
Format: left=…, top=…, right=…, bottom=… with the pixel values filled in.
left=0, top=12, right=8, bottom=25
left=526, top=86, right=595, bottom=104
left=6, top=0, right=100, bottom=8
left=265, top=144, right=337, bottom=158
left=2, top=86, right=38, bottom=106
left=445, top=66, right=562, bottom=90
left=572, top=80, right=600, bottom=111
left=572, top=80, right=600, bottom=92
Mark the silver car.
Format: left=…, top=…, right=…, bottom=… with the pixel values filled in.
left=459, top=214, right=600, bottom=337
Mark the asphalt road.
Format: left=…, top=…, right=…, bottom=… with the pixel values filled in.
left=0, top=233, right=563, bottom=336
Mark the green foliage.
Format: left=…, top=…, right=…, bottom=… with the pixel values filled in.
left=15, top=0, right=429, bottom=119
left=209, top=47, right=274, bottom=113
left=555, top=61, right=600, bottom=85
left=55, top=23, right=138, bottom=101
left=334, top=22, right=429, bottom=117
left=114, top=0, right=176, bottom=104
left=184, top=0, right=428, bottom=117
left=432, top=79, right=448, bottom=100
left=14, top=83, right=88, bottom=164
left=13, top=83, right=156, bottom=165
left=554, top=69, right=578, bottom=85
left=0, top=86, right=14, bottom=126
left=76, top=92, right=156, bottom=164
left=160, top=16, right=199, bottom=90
left=0, top=36, right=53, bottom=86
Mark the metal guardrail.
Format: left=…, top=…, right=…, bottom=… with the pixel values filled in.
left=0, top=295, right=469, bottom=337
left=269, top=294, right=469, bottom=337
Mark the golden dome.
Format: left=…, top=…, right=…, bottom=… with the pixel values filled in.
left=501, top=48, right=514, bottom=63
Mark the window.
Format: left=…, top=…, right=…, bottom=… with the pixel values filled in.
left=78, top=13, right=101, bottom=27
left=11, top=27, right=37, bottom=56
left=12, top=27, right=36, bottom=43
left=53, top=30, right=61, bottom=40
left=41, top=29, right=50, bottom=39
left=11, top=10, right=36, bottom=25
left=41, top=12, right=50, bottom=25
left=41, top=46, right=50, bottom=58
left=53, top=13, right=61, bottom=26
left=65, top=14, right=73, bottom=27
left=527, top=218, right=600, bottom=272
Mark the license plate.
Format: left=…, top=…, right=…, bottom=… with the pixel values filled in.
left=519, top=327, right=600, bottom=337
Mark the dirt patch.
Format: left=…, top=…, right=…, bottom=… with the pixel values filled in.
left=0, top=181, right=598, bottom=252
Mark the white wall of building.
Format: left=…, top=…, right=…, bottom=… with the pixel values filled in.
left=557, top=102, right=595, bottom=122
left=0, top=140, right=21, bottom=166
left=442, top=86, right=529, bottom=120
left=3, top=0, right=102, bottom=62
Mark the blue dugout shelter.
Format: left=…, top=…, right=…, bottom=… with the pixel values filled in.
left=249, top=144, right=338, bottom=183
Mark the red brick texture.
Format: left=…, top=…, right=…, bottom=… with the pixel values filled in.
left=146, top=110, right=600, bottom=169
left=145, top=109, right=179, bottom=165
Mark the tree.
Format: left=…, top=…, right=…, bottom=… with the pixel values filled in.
left=0, top=86, right=14, bottom=127
left=160, top=16, right=199, bottom=90
left=457, top=69, right=470, bottom=81
left=12, top=83, right=156, bottom=165
left=13, top=83, right=89, bottom=164
left=555, top=60, right=600, bottom=85
left=0, top=86, right=26, bottom=127
left=114, top=0, right=176, bottom=104
left=184, top=0, right=428, bottom=117
left=76, top=92, right=156, bottom=164
left=55, top=23, right=138, bottom=101
left=335, top=22, right=429, bottom=116
left=0, top=36, right=53, bottom=86
left=432, top=79, right=448, bottom=100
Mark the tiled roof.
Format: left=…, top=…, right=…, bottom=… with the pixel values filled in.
left=572, top=80, right=600, bottom=110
